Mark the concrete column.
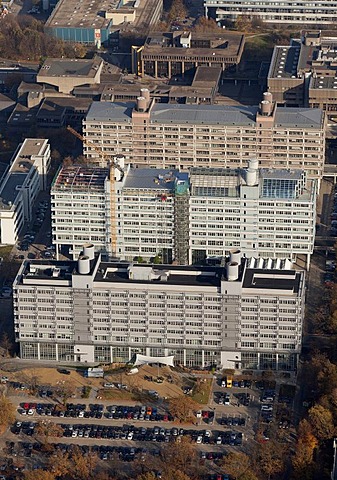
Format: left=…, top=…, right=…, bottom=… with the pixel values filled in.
left=183, top=349, right=186, bottom=366
left=201, top=350, right=205, bottom=368
left=128, top=347, right=132, bottom=362
left=110, top=346, right=113, bottom=363
left=168, top=61, right=171, bottom=78
left=37, top=343, right=40, bottom=361
left=257, top=352, right=260, bottom=370
left=146, top=347, right=150, bottom=356
left=55, top=344, right=59, bottom=362
left=181, top=61, right=185, bottom=75
left=154, top=61, right=158, bottom=78
left=275, top=353, right=279, bottom=371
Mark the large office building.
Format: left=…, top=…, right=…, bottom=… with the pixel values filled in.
left=13, top=250, right=304, bottom=371
left=51, top=161, right=316, bottom=268
left=204, top=0, right=337, bottom=26
left=83, top=91, right=326, bottom=183
left=0, top=139, right=50, bottom=245
left=268, top=31, right=337, bottom=119
left=131, top=30, right=245, bottom=77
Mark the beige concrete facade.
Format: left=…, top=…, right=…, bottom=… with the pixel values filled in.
left=83, top=91, right=326, bottom=183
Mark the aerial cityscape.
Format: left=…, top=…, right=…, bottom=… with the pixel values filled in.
left=0, top=0, right=337, bottom=479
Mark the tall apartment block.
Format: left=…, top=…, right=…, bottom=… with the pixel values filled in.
left=13, top=249, right=304, bottom=371
left=83, top=91, right=325, bottom=183
left=0, top=139, right=50, bottom=245
left=268, top=31, right=337, bottom=119
left=51, top=161, right=316, bottom=268
left=204, top=0, right=337, bottom=26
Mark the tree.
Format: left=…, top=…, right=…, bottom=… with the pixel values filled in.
left=308, top=404, right=335, bottom=441
left=136, top=474, right=157, bottom=480
left=35, top=420, right=64, bottom=444
left=48, top=449, right=71, bottom=478
left=221, top=452, right=251, bottom=479
left=0, top=395, right=16, bottom=431
left=168, top=396, right=199, bottom=423
left=18, top=369, right=41, bottom=395
left=68, top=445, right=98, bottom=479
left=23, top=470, right=56, bottom=480
left=167, top=0, right=187, bottom=21
left=251, top=441, right=285, bottom=480
left=193, top=17, right=222, bottom=33
left=54, top=379, right=76, bottom=405
left=161, top=435, right=196, bottom=474
left=0, top=332, right=12, bottom=357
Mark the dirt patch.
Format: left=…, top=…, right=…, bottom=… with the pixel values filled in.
left=0, top=367, right=103, bottom=390
left=103, top=365, right=184, bottom=399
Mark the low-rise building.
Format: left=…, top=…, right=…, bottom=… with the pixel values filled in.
left=268, top=31, right=337, bottom=119
left=37, top=57, right=103, bottom=95
left=13, top=249, right=304, bottom=371
left=51, top=162, right=316, bottom=268
left=0, top=139, right=50, bottom=244
left=132, top=31, right=245, bottom=77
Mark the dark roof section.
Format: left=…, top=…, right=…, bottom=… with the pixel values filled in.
left=243, top=269, right=301, bottom=293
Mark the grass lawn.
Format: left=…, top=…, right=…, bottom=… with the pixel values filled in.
left=191, top=378, right=213, bottom=405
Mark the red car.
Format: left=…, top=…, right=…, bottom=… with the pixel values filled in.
left=202, top=410, right=209, bottom=418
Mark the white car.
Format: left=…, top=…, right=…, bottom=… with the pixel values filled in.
left=27, top=409, right=34, bottom=415
left=196, top=410, right=202, bottom=418
left=196, top=435, right=203, bottom=444
left=204, top=430, right=211, bottom=437
left=127, top=432, right=134, bottom=440
left=78, top=411, right=85, bottom=418
left=261, top=404, right=273, bottom=412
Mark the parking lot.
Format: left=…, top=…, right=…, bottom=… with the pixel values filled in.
left=0, top=369, right=298, bottom=479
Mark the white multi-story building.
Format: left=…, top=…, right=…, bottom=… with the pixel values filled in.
left=51, top=162, right=316, bottom=268
left=51, top=163, right=179, bottom=261
left=82, top=91, right=326, bottom=183
left=13, top=248, right=305, bottom=371
left=204, top=0, right=337, bottom=26
left=189, top=162, right=317, bottom=269
left=0, top=139, right=50, bottom=245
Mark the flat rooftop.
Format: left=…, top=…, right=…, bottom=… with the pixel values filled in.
left=123, top=168, right=180, bottom=191
left=0, top=139, right=48, bottom=210
left=18, top=257, right=303, bottom=295
left=192, top=66, right=222, bottom=87
left=86, top=101, right=324, bottom=128
left=243, top=269, right=301, bottom=293
left=52, top=165, right=109, bottom=192
left=38, top=57, right=103, bottom=78
left=45, top=0, right=113, bottom=30
left=143, top=31, right=244, bottom=60
left=269, top=46, right=301, bottom=79
left=310, top=74, right=337, bottom=90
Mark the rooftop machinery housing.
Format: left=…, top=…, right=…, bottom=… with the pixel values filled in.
left=51, top=161, right=316, bottom=269
left=13, top=248, right=305, bottom=371
left=83, top=90, right=326, bottom=184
